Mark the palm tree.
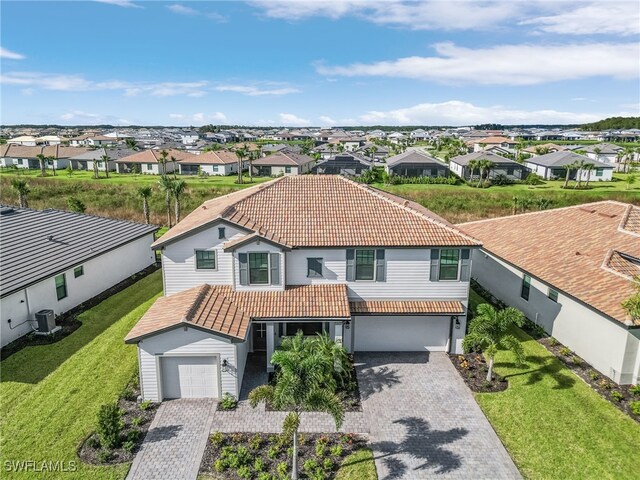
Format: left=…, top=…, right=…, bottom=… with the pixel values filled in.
left=592, top=146, right=602, bottom=163
left=249, top=334, right=344, bottom=480
left=467, top=159, right=479, bottom=183
left=573, top=159, right=587, bottom=189
left=48, top=156, right=57, bottom=176
left=235, top=147, right=246, bottom=184
left=462, top=303, right=526, bottom=381
left=158, top=175, right=175, bottom=227
left=138, top=186, right=152, bottom=224
left=36, top=153, right=47, bottom=176
left=92, top=156, right=100, bottom=179
left=562, top=162, right=578, bottom=188
left=582, top=163, right=594, bottom=188
left=511, top=196, right=519, bottom=215
left=100, top=153, right=111, bottom=179
left=625, top=174, right=637, bottom=190
left=172, top=179, right=187, bottom=223
left=125, top=138, right=137, bottom=150
left=158, top=149, right=169, bottom=175
left=11, top=179, right=29, bottom=208
left=337, top=143, right=345, bottom=153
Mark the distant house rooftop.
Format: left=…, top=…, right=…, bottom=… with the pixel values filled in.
left=386, top=150, right=447, bottom=168
left=252, top=151, right=315, bottom=166
left=525, top=151, right=612, bottom=168
left=450, top=151, right=521, bottom=166
left=0, top=206, right=158, bottom=297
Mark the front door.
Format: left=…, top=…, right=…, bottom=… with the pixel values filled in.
left=253, top=323, right=267, bottom=351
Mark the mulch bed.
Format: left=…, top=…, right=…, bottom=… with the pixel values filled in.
left=1, top=265, right=159, bottom=361
left=539, top=337, right=640, bottom=422
left=200, top=432, right=366, bottom=480
left=449, top=353, right=508, bottom=393
left=77, top=384, right=159, bottom=465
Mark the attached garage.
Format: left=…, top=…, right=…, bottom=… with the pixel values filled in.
left=354, top=315, right=451, bottom=352
left=160, top=355, right=220, bottom=399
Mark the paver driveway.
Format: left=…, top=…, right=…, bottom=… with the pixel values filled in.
left=127, top=399, right=216, bottom=480
left=356, top=352, right=521, bottom=480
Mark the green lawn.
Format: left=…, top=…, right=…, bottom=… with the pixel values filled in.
left=0, top=271, right=163, bottom=479
left=336, top=448, right=377, bottom=479
left=476, top=328, right=640, bottom=480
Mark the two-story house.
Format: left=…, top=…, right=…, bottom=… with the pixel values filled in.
left=125, top=176, right=481, bottom=401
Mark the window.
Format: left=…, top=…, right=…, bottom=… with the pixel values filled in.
left=548, top=288, right=558, bottom=302
left=249, top=252, right=269, bottom=284
left=285, top=166, right=292, bottom=174
left=146, top=163, right=153, bottom=171
left=596, top=168, right=603, bottom=177
left=218, top=227, right=226, bottom=239
left=307, top=258, right=323, bottom=278
left=521, top=274, right=531, bottom=301
left=212, top=166, right=219, bottom=173
left=195, top=250, right=216, bottom=270
left=355, top=249, right=375, bottom=280
left=285, top=322, right=324, bottom=336
left=74, top=266, right=84, bottom=278
left=439, top=249, right=460, bottom=281
left=55, top=274, right=67, bottom=301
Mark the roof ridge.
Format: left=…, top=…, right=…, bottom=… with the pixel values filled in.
left=338, top=176, right=481, bottom=244
left=184, top=284, right=211, bottom=321
left=619, top=204, right=640, bottom=237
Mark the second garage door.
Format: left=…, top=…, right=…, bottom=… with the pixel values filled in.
left=354, top=315, right=450, bottom=352
left=161, top=356, right=219, bottom=399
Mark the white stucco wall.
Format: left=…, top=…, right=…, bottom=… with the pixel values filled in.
left=471, top=249, right=639, bottom=384
left=137, top=326, right=244, bottom=401
left=0, top=233, right=156, bottom=347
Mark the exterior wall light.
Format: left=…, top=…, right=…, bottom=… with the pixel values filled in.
left=343, top=320, right=351, bottom=330
left=221, top=359, right=229, bottom=372
left=452, top=316, right=461, bottom=329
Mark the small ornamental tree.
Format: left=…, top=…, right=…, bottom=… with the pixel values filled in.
left=97, top=402, right=123, bottom=449
left=463, top=303, right=526, bottom=381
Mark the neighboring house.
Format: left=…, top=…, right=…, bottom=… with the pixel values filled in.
left=410, top=129, right=429, bottom=141
left=0, top=145, right=89, bottom=170
left=180, top=131, right=200, bottom=145
left=0, top=206, right=157, bottom=348
left=311, top=154, right=372, bottom=176
left=385, top=150, right=449, bottom=177
left=473, top=136, right=518, bottom=152
left=461, top=202, right=640, bottom=384
left=387, top=132, right=407, bottom=144
left=115, top=149, right=193, bottom=174
left=449, top=152, right=529, bottom=181
left=178, top=151, right=240, bottom=176
left=521, top=143, right=567, bottom=157
left=68, top=147, right=136, bottom=172
left=356, top=142, right=390, bottom=161
left=581, top=143, right=623, bottom=164
left=7, top=136, right=39, bottom=146
left=251, top=151, right=316, bottom=176
left=524, top=151, right=614, bottom=181
left=125, top=175, right=481, bottom=401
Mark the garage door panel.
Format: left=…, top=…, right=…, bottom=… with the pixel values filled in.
left=161, top=356, right=219, bottom=399
left=354, top=315, right=449, bottom=352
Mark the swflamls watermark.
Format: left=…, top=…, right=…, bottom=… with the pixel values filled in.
left=3, top=460, right=78, bottom=473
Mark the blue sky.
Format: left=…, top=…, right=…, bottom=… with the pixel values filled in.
left=1, top=0, right=639, bottom=126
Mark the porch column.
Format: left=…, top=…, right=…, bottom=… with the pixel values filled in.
left=266, top=322, right=275, bottom=373
left=334, top=323, right=343, bottom=346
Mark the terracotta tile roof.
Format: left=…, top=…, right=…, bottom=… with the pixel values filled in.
left=153, top=175, right=480, bottom=248
left=115, top=148, right=195, bottom=164
left=350, top=300, right=464, bottom=314
left=180, top=151, right=238, bottom=165
left=460, top=201, right=640, bottom=325
left=125, top=284, right=350, bottom=342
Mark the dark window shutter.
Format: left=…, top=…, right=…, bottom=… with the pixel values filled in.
left=346, top=249, right=355, bottom=281
left=375, top=249, right=386, bottom=282
left=460, top=249, right=471, bottom=281
left=430, top=249, right=440, bottom=282
left=238, top=253, right=248, bottom=285
left=270, top=253, right=280, bottom=285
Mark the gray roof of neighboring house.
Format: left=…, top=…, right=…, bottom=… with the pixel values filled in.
left=252, top=151, right=315, bottom=167
left=0, top=206, right=158, bottom=297
left=68, top=148, right=138, bottom=161
left=450, top=151, right=522, bottom=166
left=525, top=151, right=612, bottom=168
left=580, top=143, right=623, bottom=154
left=386, top=150, right=447, bottom=168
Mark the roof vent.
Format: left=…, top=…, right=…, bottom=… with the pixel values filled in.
left=47, top=235, right=54, bottom=241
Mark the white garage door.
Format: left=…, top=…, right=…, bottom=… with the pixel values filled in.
left=354, top=315, right=450, bottom=352
left=161, top=356, right=219, bottom=399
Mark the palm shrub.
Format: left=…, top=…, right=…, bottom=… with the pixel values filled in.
left=463, top=303, right=526, bottom=381
left=10, top=179, right=29, bottom=207
left=249, top=333, right=344, bottom=480
left=305, top=332, right=353, bottom=390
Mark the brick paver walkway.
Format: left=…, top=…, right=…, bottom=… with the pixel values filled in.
left=357, top=352, right=521, bottom=480
left=127, top=399, right=216, bottom=480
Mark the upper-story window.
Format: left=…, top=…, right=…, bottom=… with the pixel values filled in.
left=218, top=227, right=226, bottom=239
left=195, top=250, right=216, bottom=270
left=355, top=249, right=375, bottom=280
left=285, top=166, right=292, bottom=174
left=307, top=258, right=323, bottom=278
left=439, top=249, right=460, bottom=281
left=249, top=252, right=270, bottom=284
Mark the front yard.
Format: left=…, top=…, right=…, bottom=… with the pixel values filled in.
left=0, top=271, right=163, bottom=479
left=476, top=327, right=640, bottom=480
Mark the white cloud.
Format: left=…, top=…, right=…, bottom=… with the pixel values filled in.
left=521, top=3, right=640, bottom=36
left=319, top=115, right=337, bottom=125
left=0, top=47, right=26, bottom=60
left=1, top=72, right=209, bottom=96
left=169, top=112, right=228, bottom=124
left=60, top=110, right=132, bottom=124
left=317, top=42, right=639, bottom=85
left=166, top=4, right=227, bottom=22
left=355, top=100, right=631, bottom=126
left=251, top=1, right=520, bottom=30
left=279, top=113, right=310, bottom=126
left=215, top=84, right=300, bottom=96
left=94, top=0, right=143, bottom=8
